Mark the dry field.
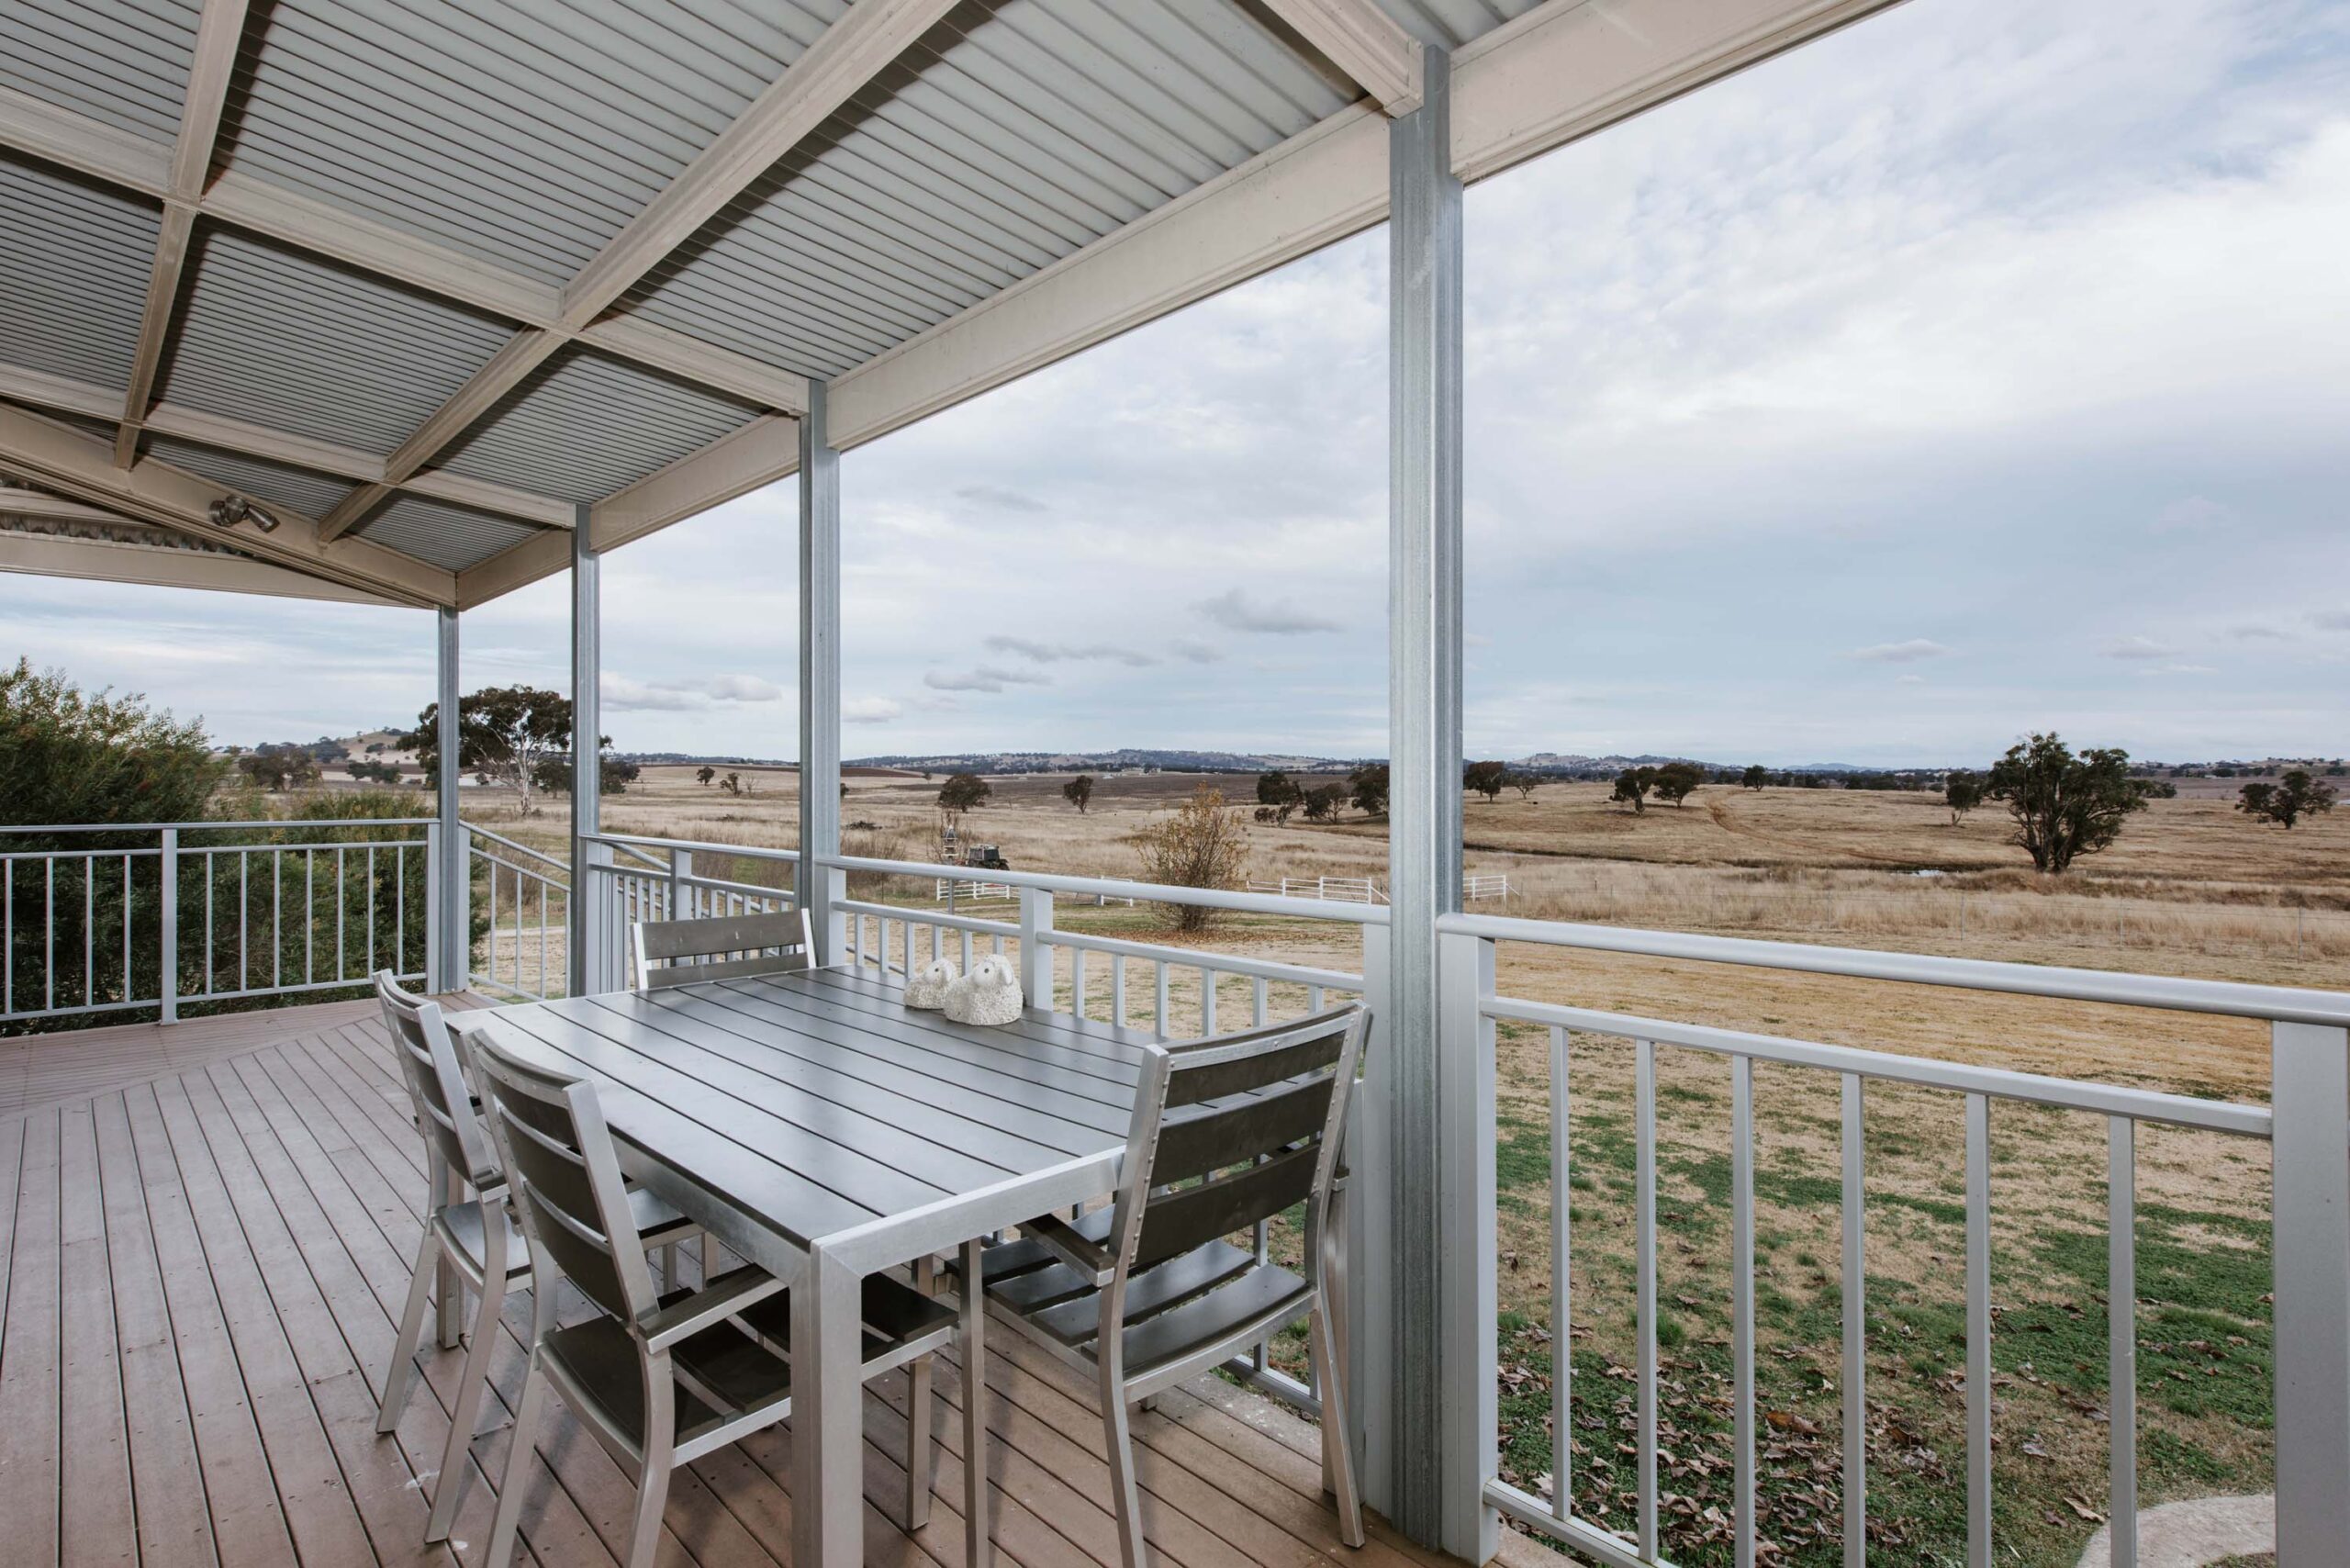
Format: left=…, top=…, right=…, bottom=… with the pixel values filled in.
left=443, top=766, right=2345, bottom=1566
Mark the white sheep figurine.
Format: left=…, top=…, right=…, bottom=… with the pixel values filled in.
left=903, top=958, right=957, bottom=1011
left=945, top=954, right=1024, bottom=1026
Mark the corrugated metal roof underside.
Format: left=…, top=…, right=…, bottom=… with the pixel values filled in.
left=432, top=348, right=758, bottom=504
left=142, top=434, right=360, bottom=521
left=620, top=0, right=1356, bottom=378
left=154, top=227, right=517, bottom=454
left=0, top=0, right=199, bottom=146
left=352, top=493, right=540, bottom=571
left=1371, top=0, right=1544, bottom=50
left=216, top=0, right=849, bottom=286
left=0, top=156, right=162, bottom=392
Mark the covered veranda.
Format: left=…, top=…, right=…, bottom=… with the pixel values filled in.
left=6, top=5, right=2350, bottom=1568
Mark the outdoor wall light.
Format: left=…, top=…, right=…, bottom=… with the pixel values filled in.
left=207, top=495, right=283, bottom=532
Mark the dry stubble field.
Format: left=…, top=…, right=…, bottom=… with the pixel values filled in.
left=462, top=765, right=2348, bottom=1566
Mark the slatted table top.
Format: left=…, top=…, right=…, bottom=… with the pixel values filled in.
left=462, top=966, right=1145, bottom=1274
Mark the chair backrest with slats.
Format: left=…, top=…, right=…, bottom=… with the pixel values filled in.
left=457, top=1020, right=661, bottom=1328
left=1106, top=1004, right=1366, bottom=1283
left=375, top=969, right=495, bottom=1191
left=632, top=908, right=815, bottom=991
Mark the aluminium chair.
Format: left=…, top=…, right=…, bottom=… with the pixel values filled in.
left=631, top=906, right=816, bottom=991
left=458, top=1016, right=972, bottom=1568
left=969, top=1004, right=1369, bottom=1568
left=371, top=971, right=700, bottom=1541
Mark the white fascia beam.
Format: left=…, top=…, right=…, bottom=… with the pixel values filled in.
left=0, top=526, right=398, bottom=605
left=0, top=89, right=811, bottom=417
left=0, top=359, right=570, bottom=529
left=117, top=0, right=251, bottom=465
left=831, top=0, right=1899, bottom=450
left=1263, top=0, right=1426, bottom=116
left=347, top=0, right=942, bottom=515
left=0, top=399, right=453, bottom=605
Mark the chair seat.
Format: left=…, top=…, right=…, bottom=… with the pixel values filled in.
left=977, top=1213, right=1313, bottom=1380
left=438, top=1186, right=698, bottom=1285
left=723, top=1266, right=959, bottom=1369
left=542, top=1310, right=796, bottom=1460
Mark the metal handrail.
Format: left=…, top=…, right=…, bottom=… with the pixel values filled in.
left=0, top=818, right=442, bottom=832
left=1047, top=926, right=1361, bottom=991
left=1442, top=908, right=2350, bottom=1026
left=462, top=822, right=568, bottom=870
left=819, top=851, right=1392, bottom=924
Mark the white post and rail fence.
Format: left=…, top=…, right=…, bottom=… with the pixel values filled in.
left=6, top=820, right=2345, bottom=1566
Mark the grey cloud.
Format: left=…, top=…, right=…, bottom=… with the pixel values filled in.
left=1169, top=638, right=1225, bottom=664
left=2311, top=610, right=2350, bottom=632
left=2100, top=635, right=2174, bottom=660
left=956, top=484, right=1048, bottom=513
left=600, top=672, right=784, bottom=711
left=1193, top=588, right=1341, bottom=635
left=1846, top=638, right=1953, bottom=664
left=923, top=666, right=1052, bottom=694
left=984, top=634, right=1156, bottom=666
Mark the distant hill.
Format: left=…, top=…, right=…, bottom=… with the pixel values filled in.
left=846, top=748, right=1371, bottom=776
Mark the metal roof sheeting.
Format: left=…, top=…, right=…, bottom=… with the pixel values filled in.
left=1, top=0, right=199, bottom=147
left=155, top=227, right=517, bottom=454
left=218, top=0, right=848, bottom=286
left=621, top=0, right=1357, bottom=377
left=0, top=156, right=162, bottom=392
left=142, top=434, right=361, bottom=521
left=434, top=347, right=760, bottom=504
left=352, top=492, right=541, bottom=571
left=1372, top=0, right=1543, bottom=50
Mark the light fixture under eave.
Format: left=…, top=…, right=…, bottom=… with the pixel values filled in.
left=207, top=495, right=283, bottom=533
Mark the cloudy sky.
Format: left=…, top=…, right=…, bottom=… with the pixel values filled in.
left=8, top=0, right=2346, bottom=767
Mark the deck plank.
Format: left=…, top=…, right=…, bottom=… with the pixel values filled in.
left=0, top=1000, right=1495, bottom=1568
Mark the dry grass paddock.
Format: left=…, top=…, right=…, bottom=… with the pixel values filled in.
left=440, top=766, right=2343, bottom=1566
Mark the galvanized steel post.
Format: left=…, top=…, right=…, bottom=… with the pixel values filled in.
left=2271, top=1018, right=2350, bottom=1560
left=433, top=603, right=464, bottom=991
left=1385, top=44, right=1466, bottom=1551
left=568, top=502, right=599, bottom=997
left=798, top=384, right=843, bottom=958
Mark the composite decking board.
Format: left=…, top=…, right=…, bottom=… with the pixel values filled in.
left=0, top=1002, right=1452, bottom=1568
left=59, top=1102, right=140, bottom=1568
left=0, top=998, right=387, bottom=1120
left=490, top=1005, right=890, bottom=1242
left=626, top=987, right=1095, bottom=1169
left=1, top=1109, right=62, bottom=1568
left=565, top=994, right=1003, bottom=1197
left=677, top=980, right=1140, bottom=1121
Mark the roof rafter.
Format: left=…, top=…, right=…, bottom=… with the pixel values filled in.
left=0, top=399, right=453, bottom=605
left=1262, top=0, right=1426, bottom=115
left=0, top=360, right=571, bottom=529
left=327, top=0, right=957, bottom=542
left=0, top=484, right=397, bottom=604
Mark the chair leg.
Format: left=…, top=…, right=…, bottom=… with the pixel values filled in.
left=625, top=1425, right=675, bottom=1568
left=700, top=1231, right=719, bottom=1282
left=1308, top=1301, right=1364, bottom=1548
left=1099, top=1377, right=1148, bottom=1568
left=436, top=1162, right=466, bottom=1350
left=426, top=1243, right=508, bottom=1540
left=659, top=1241, right=678, bottom=1292
left=483, top=1350, right=550, bottom=1568
left=377, top=1227, right=440, bottom=1433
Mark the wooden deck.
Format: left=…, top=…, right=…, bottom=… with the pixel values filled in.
left=0, top=1001, right=1534, bottom=1568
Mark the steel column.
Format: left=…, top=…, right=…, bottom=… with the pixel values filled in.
left=798, top=382, right=842, bottom=956
left=1384, top=45, right=1464, bottom=1552
left=2272, top=1019, right=2350, bottom=1560
left=432, top=603, right=464, bottom=991
left=567, top=502, right=599, bottom=996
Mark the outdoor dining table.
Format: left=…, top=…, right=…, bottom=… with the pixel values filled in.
left=462, top=963, right=1150, bottom=1568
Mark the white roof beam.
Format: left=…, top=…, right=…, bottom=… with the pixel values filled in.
left=362, top=0, right=950, bottom=523
left=0, top=88, right=811, bottom=417
left=1262, top=0, right=1426, bottom=116
left=116, top=0, right=251, bottom=466
left=0, top=399, right=453, bottom=605
left=0, top=360, right=570, bottom=529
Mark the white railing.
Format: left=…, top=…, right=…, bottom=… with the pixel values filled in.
left=576, top=833, right=797, bottom=991
left=464, top=823, right=568, bottom=1003
left=935, top=877, right=1013, bottom=903
left=1247, top=873, right=1388, bottom=904
left=2, top=818, right=438, bottom=1025
left=1463, top=872, right=1510, bottom=902
left=1438, top=910, right=2350, bottom=1568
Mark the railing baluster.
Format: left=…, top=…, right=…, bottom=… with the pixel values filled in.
left=84, top=852, right=95, bottom=1005
left=2109, top=1115, right=2136, bottom=1568
left=271, top=847, right=283, bottom=990
left=332, top=846, right=342, bottom=982
left=206, top=850, right=217, bottom=995
left=960, top=926, right=973, bottom=972
left=1155, top=962, right=1169, bottom=1041
left=1636, top=1036, right=1658, bottom=1561
left=121, top=852, right=134, bottom=1000
left=1732, top=1054, right=1756, bottom=1568
left=1550, top=1024, right=1571, bottom=1528
left=1202, top=966, right=1216, bottom=1036
left=5, top=858, right=14, bottom=1013
left=1966, top=1092, right=1992, bottom=1568
left=238, top=849, right=248, bottom=992
left=1071, top=947, right=1088, bottom=1022
left=395, top=840, right=408, bottom=973
left=1254, top=974, right=1269, bottom=1026
left=303, top=849, right=315, bottom=986
left=1112, top=955, right=1126, bottom=1027
left=364, top=845, right=375, bottom=975
left=1842, top=1073, right=1867, bottom=1568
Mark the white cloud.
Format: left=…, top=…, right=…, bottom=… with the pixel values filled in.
left=983, top=635, right=1155, bottom=666
left=2229, top=623, right=2289, bottom=641
left=843, top=696, right=902, bottom=724
left=2100, top=635, right=2176, bottom=660
left=599, top=672, right=785, bottom=710
left=1897, top=674, right=1927, bottom=686
left=1193, top=588, right=1343, bottom=635
left=1848, top=639, right=1953, bottom=664
left=2138, top=663, right=2217, bottom=676
left=923, top=666, right=1052, bottom=694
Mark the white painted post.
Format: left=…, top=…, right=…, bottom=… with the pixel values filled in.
left=159, top=827, right=178, bottom=1023
left=2272, top=1019, right=2350, bottom=1561
left=1017, top=887, right=1054, bottom=1008
left=1438, top=928, right=1498, bottom=1562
